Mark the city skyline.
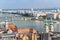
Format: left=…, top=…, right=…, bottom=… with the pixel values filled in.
left=0, top=0, right=60, bottom=9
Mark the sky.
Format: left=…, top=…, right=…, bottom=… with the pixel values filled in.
left=0, top=0, right=60, bottom=9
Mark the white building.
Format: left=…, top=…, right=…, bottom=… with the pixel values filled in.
left=53, top=13, right=58, bottom=19
left=57, top=13, right=60, bottom=19
left=33, top=12, right=46, bottom=17
left=46, top=12, right=58, bottom=19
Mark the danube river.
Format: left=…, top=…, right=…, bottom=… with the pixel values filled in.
left=0, top=13, right=60, bottom=32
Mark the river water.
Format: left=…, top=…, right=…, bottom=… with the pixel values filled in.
left=0, top=13, right=60, bottom=32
